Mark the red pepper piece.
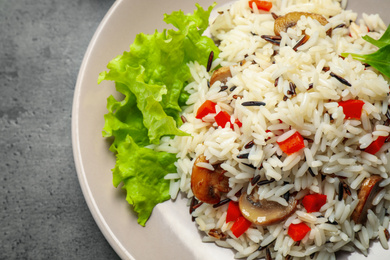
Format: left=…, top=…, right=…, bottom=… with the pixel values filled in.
left=302, top=193, right=327, bottom=213
left=195, top=100, right=217, bottom=119
left=215, top=111, right=232, bottom=128
left=231, top=216, right=252, bottom=238
left=338, top=100, right=365, bottom=120
left=288, top=222, right=311, bottom=242
left=248, top=0, right=273, bottom=11
left=226, top=201, right=241, bottom=223
left=234, top=119, right=242, bottom=128
left=277, top=131, right=305, bottom=155
left=214, top=111, right=242, bottom=129
left=364, top=136, right=388, bottom=155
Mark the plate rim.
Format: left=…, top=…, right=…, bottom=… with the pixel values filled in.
left=71, top=0, right=134, bottom=259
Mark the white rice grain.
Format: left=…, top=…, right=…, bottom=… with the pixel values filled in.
left=378, top=226, right=390, bottom=250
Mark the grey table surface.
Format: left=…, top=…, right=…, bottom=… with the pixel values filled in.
left=1, top=0, right=120, bottom=259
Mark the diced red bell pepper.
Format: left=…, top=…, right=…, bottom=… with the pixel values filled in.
left=364, top=135, right=388, bottom=155
left=231, top=216, right=252, bottom=238
left=215, top=111, right=231, bottom=128
left=214, top=111, right=242, bottom=129
left=248, top=0, right=273, bottom=11
left=288, top=222, right=311, bottom=242
left=226, top=201, right=251, bottom=237
left=234, top=119, right=242, bottom=128
left=226, top=201, right=241, bottom=223
left=338, top=100, right=365, bottom=120
left=302, top=193, right=327, bottom=213
left=196, top=100, right=217, bottom=119
left=277, top=131, right=305, bottom=155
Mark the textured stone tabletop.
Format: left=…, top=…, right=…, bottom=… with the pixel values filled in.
left=1, top=0, right=119, bottom=259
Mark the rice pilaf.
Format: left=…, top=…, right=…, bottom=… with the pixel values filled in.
left=159, top=0, right=390, bottom=259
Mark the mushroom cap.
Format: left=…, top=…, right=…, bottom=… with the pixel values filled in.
left=274, top=12, right=329, bottom=36
left=191, top=155, right=230, bottom=204
left=239, top=192, right=298, bottom=226
left=209, top=66, right=232, bottom=87
left=351, top=175, right=383, bottom=224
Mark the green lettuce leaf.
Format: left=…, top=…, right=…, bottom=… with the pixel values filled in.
left=341, top=45, right=390, bottom=79
left=113, top=135, right=177, bottom=226
left=103, top=83, right=150, bottom=151
left=342, top=25, right=390, bottom=79
left=98, top=3, right=219, bottom=225
left=363, top=25, right=390, bottom=48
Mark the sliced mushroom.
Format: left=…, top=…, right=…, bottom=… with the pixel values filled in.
left=238, top=192, right=298, bottom=226
left=210, top=66, right=232, bottom=87
left=351, top=175, right=383, bottom=224
left=274, top=12, right=329, bottom=36
left=191, top=155, right=230, bottom=204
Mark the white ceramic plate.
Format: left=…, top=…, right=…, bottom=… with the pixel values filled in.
left=72, top=1, right=390, bottom=259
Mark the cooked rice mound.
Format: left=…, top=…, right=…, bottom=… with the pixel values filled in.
left=160, top=0, right=390, bottom=259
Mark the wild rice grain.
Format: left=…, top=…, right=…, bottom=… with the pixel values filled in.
left=338, top=181, right=344, bottom=201
left=257, top=179, right=275, bottom=186
left=241, top=101, right=266, bottom=106
left=334, top=23, right=346, bottom=30
left=213, top=198, right=231, bottom=208
left=245, top=140, right=255, bottom=149
left=385, top=228, right=390, bottom=240
left=251, top=174, right=261, bottom=186
left=343, top=182, right=352, bottom=196
left=330, top=72, right=352, bottom=87
left=207, top=51, right=214, bottom=72
left=242, top=162, right=257, bottom=169
left=274, top=77, right=279, bottom=87
left=293, top=35, right=310, bottom=51
left=386, top=109, right=390, bottom=120
left=261, top=35, right=281, bottom=45
left=219, top=85, right=228, bottom=92
left=192, top=200, right=203, bottom=210
left=308, top=167, right=316, bottom=177
left=237, top=153, right=250, bottom=159
left=257, top=245, right=266, bottom=251
left=190, top=197, right=198, bottom=214
left=289, top=82, right=297, bottom=96
left=284, top=191, right=290, bottom=202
